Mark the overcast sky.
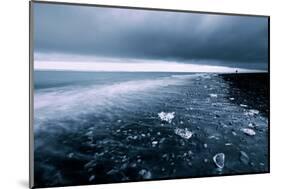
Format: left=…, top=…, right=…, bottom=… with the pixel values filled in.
left=33, top=2, right=268, bottom=71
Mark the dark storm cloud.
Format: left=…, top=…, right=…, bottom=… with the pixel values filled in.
left=33, top=2, right=268, bottom=69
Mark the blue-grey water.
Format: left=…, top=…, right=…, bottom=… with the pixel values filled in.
left=33, top=71, right=268, bottom=187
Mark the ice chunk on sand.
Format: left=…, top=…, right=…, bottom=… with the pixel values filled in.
left=213, top=153, right=225, bottom=169
left=152, top=141, right=158, bottom=147
left=249, top=109, right=259, bottom=114
left=240, top=151, right=250, bottom=165
left=67, top=153, right=74, bottom=158
left=158, top=112, right=175, bottom=123
left=209, top=94, right=218, bottom=98
left=241, top=128, right=256, bottom=136
left=174, top=128, right=193, bottom=139
left=209, top=135, right=220, bottom=140
left=229, top=97, right=235, bottom=101
left=240, top=104, right=248, bottom=108
left=248, top=123, right=255, bottom=128
left=89, top=175, right=96, bottom=182
left=85, top=131, right=93, bottom=136
left=139, top=169, right=152, bottom=179
left=245, top=109, right=259, bottom=116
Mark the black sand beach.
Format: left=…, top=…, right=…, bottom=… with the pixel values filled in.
left=34, top=72, right=269, bottom=188
left=220, top=73, right=269, bottom=117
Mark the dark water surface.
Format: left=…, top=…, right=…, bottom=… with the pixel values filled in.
left=33, top=71, right=269, bottom=187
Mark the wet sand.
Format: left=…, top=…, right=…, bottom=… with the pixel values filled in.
left=34, top=73, right=269, bottom=187
left=220, top=73, right=269, bottom=117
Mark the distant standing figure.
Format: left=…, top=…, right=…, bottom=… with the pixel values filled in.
left=235, top=70, right=238, bottom=74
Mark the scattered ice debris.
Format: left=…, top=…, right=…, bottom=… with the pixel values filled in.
left=85, top=131, right=93, bottom=136
left=127, top=135, right=138, bottom=140
left=84, top=160, right=96, bottom=169
left=240, top=151, right=250, bottom=165
left=107, top=169, right=119, bottom=175
left=204, top=158, right=209, bottom=163
left=159, top=138, right=166, bottom=144
left=229, top=97, right=235, bottom=101
left=203, top=143, right=208, bottom=148
left=67, top=153, right=74, bottom=158
left=174, top=128, right=193, bottom=139
left=250, top=109, right=259, bottom=115
left=209, top=93, right=218, bottom=98
left=141, top=134, right=146, bottom=137
left=204, top=85, right=208, bottom=89
left=213, top=153, right=225, bottom=169
left=157, top=132, right=161, bottom=135
left=162, top=154, right=168, bottom=160
left=152, top=141, right=158, bottom=147
left=241, top=128, right=256, bottom=136
left=208, top=135, right=220, bottom=140
left=89, top=175, right=96, bottom=182
left=130, top=163, right=137, bottom=168
left=139, top=169, right=152, bottom=179
left=232, top=131, right=237, bottom=136
left=180, top=121, right=184, bottom=124
left=220, top=123, right=228, bottom=128
left=244, top=109, right=260, bottom=116
left=117, top=119, right=122, bottom=123
left=248, top=123, right=255, bottom=128
left=240, top=104, right=248, bottom=108
left=225, top=143, right=232, bottom=146
left=158, top=112, right=175, bottom=123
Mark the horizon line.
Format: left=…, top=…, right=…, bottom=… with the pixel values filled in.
left=34, top=60, right=266, bottom=73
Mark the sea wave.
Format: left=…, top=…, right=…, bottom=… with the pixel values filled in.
left=34, top=73, right=199, bottom=130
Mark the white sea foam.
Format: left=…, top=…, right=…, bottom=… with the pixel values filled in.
left=34, top=74, right=196, bottom=130
left=171, top=73, right=204, bottom=79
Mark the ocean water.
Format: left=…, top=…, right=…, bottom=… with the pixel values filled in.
left=33, top=71, right=268, bottom=187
